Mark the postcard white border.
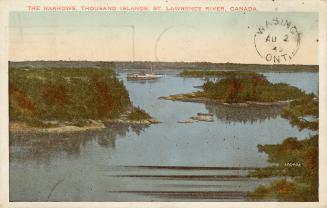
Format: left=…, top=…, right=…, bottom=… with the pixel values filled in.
left=0, top=0, right=326, bottom=207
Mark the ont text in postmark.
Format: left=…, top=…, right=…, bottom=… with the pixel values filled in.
left=254, top=17, right=301, bottom=64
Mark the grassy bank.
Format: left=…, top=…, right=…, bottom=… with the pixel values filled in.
left=9, top=67, right=153, bottom=130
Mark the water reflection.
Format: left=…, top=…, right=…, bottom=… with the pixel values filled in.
left=126, top=79, right=161, bottom=85
left=9, top=123, right=148, bottom=163
left=205, top=103, right=283, bottom=124
left=10, top=71, right=317, bottom=202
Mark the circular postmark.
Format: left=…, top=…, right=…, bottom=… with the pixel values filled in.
left=254, top=17, right=301, bottom=63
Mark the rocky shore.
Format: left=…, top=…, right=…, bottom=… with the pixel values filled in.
left=10, top=120, right=105, bottom=134
left=159, top=93, right=292, bottom=107
left=10, top=118, right=160, bottom=134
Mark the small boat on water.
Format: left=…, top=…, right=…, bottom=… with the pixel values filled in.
left=190, top=112, right=214, bottom=122
left=127, top=65, right=163, bottom=80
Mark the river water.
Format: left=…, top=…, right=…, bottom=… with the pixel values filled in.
left=9, top=71, right=318, bottom=201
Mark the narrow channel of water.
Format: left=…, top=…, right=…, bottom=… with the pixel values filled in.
left=9, top=71, right=318, bottom=201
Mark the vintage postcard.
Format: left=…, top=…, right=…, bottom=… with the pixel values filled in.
left=0, top=0, right=326, bottom=207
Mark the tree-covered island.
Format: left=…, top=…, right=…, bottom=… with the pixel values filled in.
left=9, top=67, right=158, bottom=134
left=161, top=70, right=307, bottom=105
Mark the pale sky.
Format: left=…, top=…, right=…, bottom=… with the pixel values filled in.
left=9, top=11, right=318, bottom=64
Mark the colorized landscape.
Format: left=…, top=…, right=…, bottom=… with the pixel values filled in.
left=8, top=10, right=319, bottom=202
left=9, top=61, right=318, bottom=201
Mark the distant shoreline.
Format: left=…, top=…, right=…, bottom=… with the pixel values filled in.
left=9, top=61, right=318, bottom=72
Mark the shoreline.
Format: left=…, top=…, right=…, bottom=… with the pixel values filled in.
left=10, top=118, right=160, bottom=134
left=10, top=61, right=319, bottom=73
left=159, top=93, right=292, bottom=107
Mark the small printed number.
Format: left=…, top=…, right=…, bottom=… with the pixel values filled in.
left=283, top=35, right=288, bottom=42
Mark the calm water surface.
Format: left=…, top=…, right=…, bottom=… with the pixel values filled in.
left=9, top=71, right=318, bottom=201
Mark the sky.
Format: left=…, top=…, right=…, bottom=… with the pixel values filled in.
left=9, top=11, right=318, bottom=64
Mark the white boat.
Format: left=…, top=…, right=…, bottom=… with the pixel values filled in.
left=127, top=65, right=163, bottom=80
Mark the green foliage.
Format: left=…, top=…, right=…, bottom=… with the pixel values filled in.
left=249, top=135, right=318, bottom=201
left=202, top=74, right=305, bottom=103
left=9, top=68, right=131, bottom=124
left=249, top=91, right=318, bottom=201
left=127, top=107, right=151, bottom=121
left=248, top=179, right=316, bottom=201
left=257, top=136, right=318, bottom=178
left=282, top=94, right=318, bottom=131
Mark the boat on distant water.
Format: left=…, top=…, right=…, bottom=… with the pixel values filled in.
left=127, top=65, right=163, bottom=80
